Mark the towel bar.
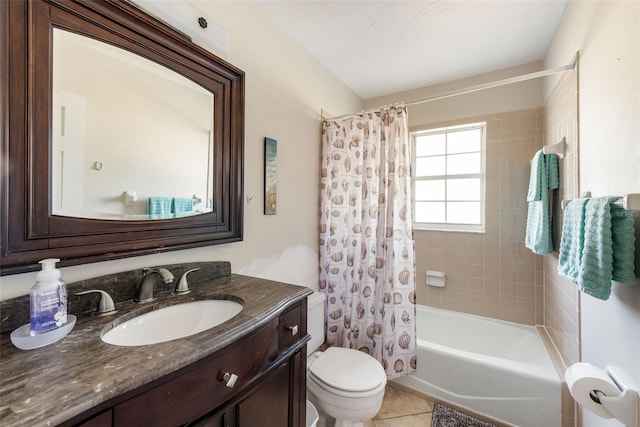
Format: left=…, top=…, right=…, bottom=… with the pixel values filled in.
left=543, top=137, right=566, bottom=159
left=561, top=193, right=640, bottom=211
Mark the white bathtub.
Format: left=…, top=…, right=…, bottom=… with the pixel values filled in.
left=393, top=306, right=561, bottom=427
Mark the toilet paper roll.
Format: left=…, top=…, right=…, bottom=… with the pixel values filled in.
left=564, top=362, right=621, bottom=419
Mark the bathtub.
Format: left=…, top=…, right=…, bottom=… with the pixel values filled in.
left=393, top=306, right=561, bottom=427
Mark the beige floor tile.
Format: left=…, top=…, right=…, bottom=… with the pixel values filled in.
left=373, top=413, right=432, bottom=427
left=374, top=386, right=434, bottom=420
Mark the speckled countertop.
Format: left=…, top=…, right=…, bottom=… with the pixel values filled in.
left=0, top=274, right=312, bottom=427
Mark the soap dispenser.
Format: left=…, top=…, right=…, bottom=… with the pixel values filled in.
left=29, top=258, right=67, bottom=335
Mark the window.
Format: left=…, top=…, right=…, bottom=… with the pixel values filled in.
left=412, top=122, right=486, bottom=232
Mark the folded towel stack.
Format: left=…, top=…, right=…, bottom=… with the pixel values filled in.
left=525, top=150, right=559, bottom=255
left=558, top=196, right=636, bottom=300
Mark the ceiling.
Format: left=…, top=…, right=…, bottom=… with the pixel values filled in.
left=256, top=0, right=567, bottom=99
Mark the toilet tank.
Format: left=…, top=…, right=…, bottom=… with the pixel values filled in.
left=307, top=291, right=325, bottom=354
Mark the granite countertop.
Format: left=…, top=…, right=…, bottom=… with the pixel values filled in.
left=0, top=274, right=312, bottom=427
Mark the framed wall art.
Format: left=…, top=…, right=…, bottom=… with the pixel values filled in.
left=264, top=137, right=277, bottom=215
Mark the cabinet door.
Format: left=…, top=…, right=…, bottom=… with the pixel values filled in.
left=114, top=321, right=278, bottom=427
left=76, top=409, right=112, bottom=427
left=289, top=351, right=306, bottom=427
left=237, top=362, right=290, bottom=427
left=187, top=404, right=237, bottom=427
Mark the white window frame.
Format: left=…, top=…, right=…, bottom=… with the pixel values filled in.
left=411, top=122, right=486, bottom=233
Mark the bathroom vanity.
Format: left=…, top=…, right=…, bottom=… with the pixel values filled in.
left=0, top=266, right=312, bottom=427
left=0, top=0, right=313, bottom=422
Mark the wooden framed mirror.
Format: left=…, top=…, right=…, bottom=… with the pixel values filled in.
left=1, top=0, right=244, bottom=275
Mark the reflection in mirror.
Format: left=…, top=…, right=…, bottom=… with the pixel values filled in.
left=2, top=0, right=243, bottom=275
left=52, top=29, right=214, bottom=220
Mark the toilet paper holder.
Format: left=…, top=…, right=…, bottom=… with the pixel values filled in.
left=592, top=366, right=638, bottom=427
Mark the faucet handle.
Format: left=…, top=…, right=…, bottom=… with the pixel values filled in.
left=75, top=290, right=117, bottom=316
left=142, top=267, right=174, bottom=284
left=174, top=268, right=200, bottom=295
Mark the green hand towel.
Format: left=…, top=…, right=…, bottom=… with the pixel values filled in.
left=148, top=197, right=171, bottom=219
left=171, top=197, right=194, bottom=218
left=610, top=204, right=636, bottom=284
left=577, top=197, right=627, bottom=300
left=525, top=153, right=559, bottom=255
left=559, top=197, right=636, bottom=300
left=171, top=197, right=193, bottom=215
left=527, top=150, right=545, bottom=201
left=558, top=198, right=589, bottom=282
left=546, top=152, right=559, bottom=190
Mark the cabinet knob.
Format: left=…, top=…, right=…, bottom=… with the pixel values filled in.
left=222, top=372, right=238, bottom=388
left=288, top=325, right=299, bottom=335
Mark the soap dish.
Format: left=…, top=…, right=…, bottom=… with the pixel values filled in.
left=10, top=315, right=77, bottom=350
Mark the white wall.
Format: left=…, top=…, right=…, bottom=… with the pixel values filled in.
left=0, top=1, right=361, bottom=299
left=545, top=2, right=640, bottom=426
left=364, top=61, right=544, bottom=121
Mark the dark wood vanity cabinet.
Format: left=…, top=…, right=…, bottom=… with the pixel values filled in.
left=64, top=301, right=308, bottom=427
left=75, top=410, right=112, bottom=427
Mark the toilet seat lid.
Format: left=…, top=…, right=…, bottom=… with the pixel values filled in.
left=308, top=347, right=386, bottom=392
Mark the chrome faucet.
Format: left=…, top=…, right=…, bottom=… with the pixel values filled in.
left=135, top=267, right=174, bottom=303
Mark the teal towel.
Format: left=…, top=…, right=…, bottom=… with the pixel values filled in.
left=558, top=198, right=589, bottom=282
left=525, top=152, right=559, bottom=255
left=148, top=197, right=171, bottom=219
left=559, top=197, right=637, bottom=300
left=546, top=152, right=559, bottom=190
left=576, top=197, right=619, bottom=300
left=610, top=204, right=636, bottom=283
left=171, top=197, right=193, bottom=215
left=527, top=150, right=545, bottom=201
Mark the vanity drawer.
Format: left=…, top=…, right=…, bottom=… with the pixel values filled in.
left=278, top=304, right=302, bottom=351
left=76, top=409, right=112, bottom=427
left=113, top=319, right=278, bottom=427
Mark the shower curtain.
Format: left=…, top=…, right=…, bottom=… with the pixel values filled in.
left=319, top=106, right=416, bottom=379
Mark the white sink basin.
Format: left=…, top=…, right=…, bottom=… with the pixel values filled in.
left=102, top=299, right=243, bottom=346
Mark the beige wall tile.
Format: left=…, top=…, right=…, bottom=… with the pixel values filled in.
left=540, top=68, right=579, bottom=426
left=542, top=70, right=580, bottom=367
left=414, top=108, right=544, bottom=325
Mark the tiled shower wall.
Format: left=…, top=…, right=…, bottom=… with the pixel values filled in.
left=414, top=108, right=545, bottom=325
left=542, top=69, right=580, bottom=367
left=542, top=69, right=579, bottom=427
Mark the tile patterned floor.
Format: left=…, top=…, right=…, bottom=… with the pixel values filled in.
left=364, top=385, right=435, bottom=427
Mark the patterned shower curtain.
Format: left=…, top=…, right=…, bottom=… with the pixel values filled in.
left=319, top=106, right=416, bottom=379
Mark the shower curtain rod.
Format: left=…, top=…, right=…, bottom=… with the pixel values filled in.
left=324, top=62, right=576, bottom=122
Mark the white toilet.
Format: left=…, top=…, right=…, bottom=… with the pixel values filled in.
left=306, top=292, right=387, bottom=427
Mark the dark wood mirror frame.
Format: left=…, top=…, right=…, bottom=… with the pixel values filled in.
left=1, top=0, right=244, bottom=275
